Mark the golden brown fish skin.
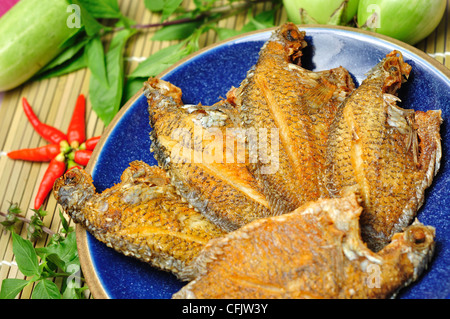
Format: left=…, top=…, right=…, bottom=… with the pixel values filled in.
left=173, top=194, right=435, bottom=299
left=325, top=50, right=442, bottom=251
left=53, top=161, right=225, bottom=278
left=233, top=23, right=355, bottom=215
left=145, top=78, right=271, bottom=232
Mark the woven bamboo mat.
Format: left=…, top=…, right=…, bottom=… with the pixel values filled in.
left=0, top=0, right=449, bottom=299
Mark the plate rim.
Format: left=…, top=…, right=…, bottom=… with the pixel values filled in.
left=76, top=24, right=450, bottom=299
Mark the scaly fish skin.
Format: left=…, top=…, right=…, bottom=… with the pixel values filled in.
left=325, top=50, right=442, bottom=251
left=233, top=22, right=355, bottom=214
left=53, top=161, right=225, bottom=278
left=145, top=78, right=271, bottom=232
left=173, top=194, right=435, bottom=299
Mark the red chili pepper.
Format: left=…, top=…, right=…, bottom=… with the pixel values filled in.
left=67, top=94, right=86, bottom=148
left=73, top=150, right=92, bottom=166
left=34, top=154, right=66, bottom=210
left=7, top=143, right=61, bottom=162
left=22, top=97, right=67, bottom=144
left=81, top=135, right=101, bottom=151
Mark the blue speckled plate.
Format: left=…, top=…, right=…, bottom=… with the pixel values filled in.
left=79, top=25, right=450, bottom=299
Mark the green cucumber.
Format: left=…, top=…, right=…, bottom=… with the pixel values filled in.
left=0, top=0, right=79, bottom=91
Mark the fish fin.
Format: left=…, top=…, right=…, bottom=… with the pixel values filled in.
left=384, top=93, right=418, bottom=165
left=303, top=78, right=337, bottom=108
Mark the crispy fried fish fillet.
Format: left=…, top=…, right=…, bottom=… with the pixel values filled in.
left=232, top=22, right=355, bottom=215
left=145, top=78, right=271, bottom=232
left=53, top=161, right=225, bottom=278
left=325, top=50, right=442, bottom=251
left=173, top=194, right=435, bottom=299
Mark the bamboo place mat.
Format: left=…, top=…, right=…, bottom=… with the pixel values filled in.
left=0, top=0, right=449, bottom=299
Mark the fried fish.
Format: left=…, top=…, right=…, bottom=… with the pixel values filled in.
left=145, top=78, right=272, bottom=231
left=232, top=22, right=355, bottom=214
left=53, top=161, right=226, bottom=278
left=53, top=24, right=441, bottom=299
left=173, top=194, right=435, bottom=299
left=325, top=50, right=442, bottom=251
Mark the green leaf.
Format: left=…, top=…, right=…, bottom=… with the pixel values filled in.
left=161, top=0, right=184, bottom=22
left=11, top=233, right=40, bottom=277
left=145, top=0, right=165, bottom=12
left=123, top=77, right=146, bottom=104
left=69, top=0, right=104, bottom=36
left=36, top=232, right=78, bottom=270
left=39, top=37, right=89, bottom=75
left=85, top=36, right=108, bottom=85
left=152, top=21, right=202, bottom=41
left=62, top=284, right=81, bottom=299
left=0, top=279, right=29, bottom=299
left=215, top=27, right=241, bottom=41
left=59, top=211, right=72, bottom=234
left=89, top=27, right=137, bottom=125
left=215, top=8, right=277, bottom=41
left=74, top=0, right=122, bottom=19
left=61, top=263, right=84, bottom=299
left=32, top=279, right=61, bottom=299
left=35, top=49, right=87, bottom=81
left=128, top=42, right=189, bottom=79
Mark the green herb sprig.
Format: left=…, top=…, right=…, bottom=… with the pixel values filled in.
left=33, top=0, right=281, bottom=126
left=0, top=205, right=86, bottom=299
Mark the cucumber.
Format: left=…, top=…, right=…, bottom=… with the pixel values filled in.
left=0, top=0, right=79, bottom=91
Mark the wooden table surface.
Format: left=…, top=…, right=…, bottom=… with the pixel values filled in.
left=0, top=0, right=449, bottom=299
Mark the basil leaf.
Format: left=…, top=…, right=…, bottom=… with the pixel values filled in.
left=244, top=8, right=276, bottom=31
left=215, top=8, right=277, bottom=41
left=145, top=0, right=165, bottom=12
left=128, top=42, right=189, bottom=79
left=11, top=232, right=40, bottom=277
left=0, top=279, right=29, bottom=299
left=36, top=232, right=78, bottom=269
left=59, top=211, right=72, bottom=234
left=215, top=27, right=241, bottom=41
left=89, top=27, right=137, bottom=125
left=123, top=77, right=146, bottom=104
left=32, top=279, right=61, bottom=299
left=68, top=0, right=104, bottom=36
left=152, top=21, right=202, bottom=41
left=38, top=37, right=89, bottom=74
left=161, top=0, right=184, bottom=22
left=74, top=0, right=122, bottom=19
left=85, top=36, right=108, bottom=85
left=34, top=49, right=87, bottom=81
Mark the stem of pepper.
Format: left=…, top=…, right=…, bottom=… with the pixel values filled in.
left=79, top=135, right=101, bottom=151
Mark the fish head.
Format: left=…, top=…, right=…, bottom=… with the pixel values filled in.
left=265, top=22, right=307, bottom=65
left=365, top=50, right=412, bottom=94
left=53, top=168, right=95, bottom=215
